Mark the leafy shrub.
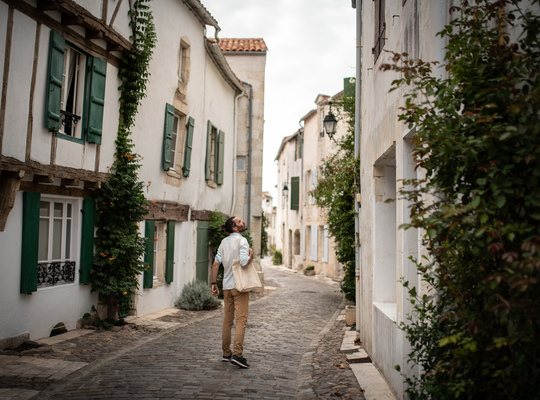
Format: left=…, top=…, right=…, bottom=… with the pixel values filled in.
left=383, top=1, right=540, bottom=398
left=272, top=250, right=282, bottom=265
left=175, top=281, right=221, bottom=311
left=305, top=265, right=315, bottom=271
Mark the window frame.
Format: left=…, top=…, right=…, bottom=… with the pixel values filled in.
left=45, top=30, right=106, bottom=145
left=373, top=0, right=386, bottom=62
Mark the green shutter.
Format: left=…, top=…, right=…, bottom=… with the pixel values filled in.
left=86, top=57, right=107, bottom=144
left=162, top=104, right=175, bottom=171
left=205, top=121, right=213, bottom=181
left=45, top=30, right=65, bottom=132
left=79, top=198, right=95, bottom=284
left=21, top=192, right=40, bottom=294
left=195, top=221, right=210, bottom=283
left=143, top=220, right=155, bottom=289
left=216, top=130, right=225, bottom=185
left=183, top=117, right=195, bottom=177
left=165, top=221, right=175, bottom=284
left=291, top=176, right=300, bottom=210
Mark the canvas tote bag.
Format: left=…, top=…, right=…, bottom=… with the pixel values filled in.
left=232, top=238, right=262, bottom=292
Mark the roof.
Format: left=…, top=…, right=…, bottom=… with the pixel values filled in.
left=219, top=38, right=268, bottom=53
left=205, top=39, right=244, bottom=93
left=182, top=0, right=219, bottom=30
left=275, top=130, right=301, bottom=161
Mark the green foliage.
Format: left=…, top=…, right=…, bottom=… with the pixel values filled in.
left=261, top=210, right=269, bottom=257
left=175, top=280, right=221, bottom=311
left=272, top=250, right=282, bottom=265
left=311, top=96, right=359, bottom=303
left=90, top=1, right=156, bottom=319
left=382, top=1, right=540, bottom=398
left=305, top=265, right=315, bottom=271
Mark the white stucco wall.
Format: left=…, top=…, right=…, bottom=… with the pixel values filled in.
left=0, top=193, right=97, bottom=341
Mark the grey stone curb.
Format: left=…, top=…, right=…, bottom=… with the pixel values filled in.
left=296, top=299, right=346, bottom=400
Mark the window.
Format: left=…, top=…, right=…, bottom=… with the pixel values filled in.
left=60, top=46, right=86, bottom=138
left=37, top=198, right=77, bottom=287
left=373, top=0, right=386, bottom=62
left=237, top=156, right=246, bottom=171
left=143, top=220, right=175, bottom=288
left=177, top=37, right=191, bottom=85
left=21, top=193, right=93, bottom=294
left=46, top=30, right=106, bottom=144
left=309, top=168, right=318, bottom=204
left=162, top=104, right=195, bottom=177
left=205, top=121, right=225, bottom=186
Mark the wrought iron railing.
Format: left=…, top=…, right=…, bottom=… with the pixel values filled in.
left=37, top=261, right=76, bottom=287
left=60, top=110, right=81, bottom=136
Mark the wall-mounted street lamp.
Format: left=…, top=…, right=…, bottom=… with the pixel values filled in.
left=323, top=112, right=338, bottom=141
left=282, top=184, right=289, bottom=197
left=323, top=101, right=338, bottom=141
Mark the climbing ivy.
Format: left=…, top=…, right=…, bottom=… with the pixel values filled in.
left=312, top=95, right=359, bottom=302
left=90, top=1, right=156, bottom=320
left=382, top=1, right=540, bottom=398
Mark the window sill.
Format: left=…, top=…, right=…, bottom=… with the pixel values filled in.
left=55, top=132, right=84, bottom=144
left=373, top=302, right=397, bottom=322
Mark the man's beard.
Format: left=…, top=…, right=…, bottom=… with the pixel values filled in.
left=237, top=224, right=247, bottom=233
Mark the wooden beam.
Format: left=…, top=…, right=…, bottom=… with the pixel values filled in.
left=145, top=201, right=190, bottom=222
left=62, top=15, right=83, bottom=25
left=61, top=178, right=79, bottom=187
left=20, top=181, right=94, bottom=198
left=33, top=174, right=54, bottom=184
left=3, top=0, right=131, bottom=67
left=0, top=155, right=108, bottom=183
left=0, top=174, right=21, bottom=231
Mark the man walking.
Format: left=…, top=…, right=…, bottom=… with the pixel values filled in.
left=211, top=216, right=254, bottom=369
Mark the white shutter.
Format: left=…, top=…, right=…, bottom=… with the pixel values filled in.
left=323, top=225, right=329, bottom=262
left=311, top=225, right=318, bottom=261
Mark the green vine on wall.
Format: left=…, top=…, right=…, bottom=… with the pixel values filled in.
left=89, top=1, right=156, bottom=320
left=312, top=95, right=359, bottom=303
left=382, top=0, right=540, bottom=398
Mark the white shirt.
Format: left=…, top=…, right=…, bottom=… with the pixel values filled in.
left=214, top=233, right=250, bottom=290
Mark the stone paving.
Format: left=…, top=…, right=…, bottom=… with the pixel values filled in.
left=1, top=262, right=368, bottom=399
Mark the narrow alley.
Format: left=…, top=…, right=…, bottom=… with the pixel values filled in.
left=1, top=262, right=375, bottom=400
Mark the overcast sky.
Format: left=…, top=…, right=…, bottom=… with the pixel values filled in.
left=203, top=0, right=357, bottom=201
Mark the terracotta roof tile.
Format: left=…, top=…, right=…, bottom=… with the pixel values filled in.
left=219, top=38, right=267, bottom=52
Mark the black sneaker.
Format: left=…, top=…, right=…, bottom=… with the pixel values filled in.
left=231, top=355, right=250, bottom=369
left=222, top=354, right=232, bottom=362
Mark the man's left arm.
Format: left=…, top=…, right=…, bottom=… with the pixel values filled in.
left=240, top=238, right=254, bottom=267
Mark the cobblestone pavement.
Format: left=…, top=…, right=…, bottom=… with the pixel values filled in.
left=1, top=262, right=365, bottom=399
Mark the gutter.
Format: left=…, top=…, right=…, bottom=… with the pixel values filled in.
left=242, top=81, right=253, bottom=229
left=353, top=0, right=363, bottom=345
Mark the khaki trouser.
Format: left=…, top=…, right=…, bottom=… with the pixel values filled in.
left=222, top=289, right=250, bottom=357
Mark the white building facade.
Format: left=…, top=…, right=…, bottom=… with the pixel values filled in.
left=275, top=92, right=347, bottom=279
left=0, top=0, right=263, bottom=347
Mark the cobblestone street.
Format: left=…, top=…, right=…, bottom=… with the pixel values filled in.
left=1, top=262, right=369, bottom=399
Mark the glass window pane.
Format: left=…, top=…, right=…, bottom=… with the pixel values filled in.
left=40, top=201, right=50, bottom=217
left=67, top=203, right=72, bottom=218
left=65, top=219, right=71, bottom=259
left=54, top=203, right=63, bottom=218
left=53, top=219, right=62, bottom=260
left=38, top=219, right=49, bottom=261
left=173, top=116, right=179, bottom=133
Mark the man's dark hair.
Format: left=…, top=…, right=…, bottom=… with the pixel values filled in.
left=221, top=216, right=236, bottom=234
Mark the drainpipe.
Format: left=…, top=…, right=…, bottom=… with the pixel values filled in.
left=231, top=89, right=247, bottom=217
left=353, top=0, right=363, bottom=344
left=242, top=81, right=253, bottom=229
